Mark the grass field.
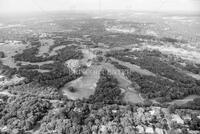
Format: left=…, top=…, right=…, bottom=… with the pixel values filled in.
left=170, top=95, right=200, bottom=105
left=61, top=65, right=102, bottom=100
left=110, top=57, right=155, bottom=76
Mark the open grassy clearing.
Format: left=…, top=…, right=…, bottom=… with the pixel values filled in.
left=61, top=47, right=99, bottom=100
left=19, top=61, right=54, bottom=72
left=124, top=88, right=144, bottom=103
left=62, top=60, right=144, bottom=103
left=61, top=65, right=102, bottom=100
left=106, top=26, right=136, bottom=33
left=170, top=95, right=200, bottom=105
left=36, top=39, right=54, bottom=57
left=81, top=48, right=96, bottom=63
left=20, top=60, right=54, bottom=66
left=110, top=57, right=155, bottom=76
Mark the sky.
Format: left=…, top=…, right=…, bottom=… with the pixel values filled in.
left=0, top=0, right=199, bottom=14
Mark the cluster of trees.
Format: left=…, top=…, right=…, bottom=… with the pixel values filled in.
left=54, top=45, right=83, bottom=62
left=12, top=38, right=84, bottom=89
left=0, top=95, right=51, bottom=131
left=88, top=69, right=122, bottom=104
left=0, top=51, right=5, bottom=58
left=8, top=82, right=62, bottom=100
left=14, top=47, right=45, bottom=62
left=183, top=64, right=200, bottom=74
left=68, top=86, right=77, bottom=93
left=38, top=100, right=186, bottom=134
left=49, top=40, right=74, bottom=52
left=39, top=63, right=58, bottom=70
left=160, top=37, right=179, bottom=43
left=91, top=33, right=145, bottom=47
left=0, top=101, right=6, bottom=119
left=17, top=62, right=82, bottom=89
left=1, top=83, right=199, bottom=134
left=175, top=109, right=200, bottom=131
left=110, top=53, right=200, bottom=103
left=189, top=115, right=200, bottom=131
left=19, top=64, right=39, bottom=70
left=1, top=93, right=199, bottom=133
left=180, top=97, right=200, bottom=110
left=14, top=39, right=83, bottom=63
left=110, top=49, right=196, bottom=84
left=0, top=61, right=17, bottom=78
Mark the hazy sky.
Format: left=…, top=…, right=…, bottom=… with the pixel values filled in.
left=0, top=0, right=199, bottom=13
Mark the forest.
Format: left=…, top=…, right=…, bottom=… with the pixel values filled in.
left=0, top=16, right=200, bottom=134
left=17, top=62, right=82, bottom=89
left=0, top=95, right=52, bottom=131
left=107, top=49, right=200, bottom=103
left=88, top=69, right=122, bottom=104
left=11, top=39, right=84, bottom=89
